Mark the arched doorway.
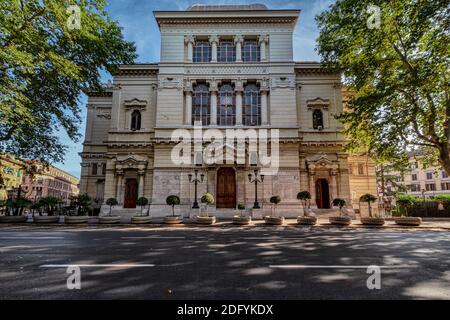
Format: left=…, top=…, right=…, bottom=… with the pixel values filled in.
left=124, top=178, right=138, bottom=208
left=216, top=167, right=236, bottom=208
left=316, top=179, right=330, bottom=209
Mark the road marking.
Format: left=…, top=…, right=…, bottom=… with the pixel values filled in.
left=40, top=264, right=156, bottom=268
left=121, top=236, right=185, bottom=239
left=269, top=264, right=414, bottom=269
left=0, top=237, right=64, bottom=240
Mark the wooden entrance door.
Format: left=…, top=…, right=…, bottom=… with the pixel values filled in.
left=124, top=178, right=138, bottom=208
left=316, top=179, right=330, bottom=209
left=216, top=167, right=236, bottom=208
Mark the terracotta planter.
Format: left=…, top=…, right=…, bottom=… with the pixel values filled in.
left=131, top=216, right=152, bottom=224
left=297, top=216, right=317, bottom=225
left=361, top=217, right=385, bottom=226
left=195, top=216, right=217, bottom=225
left=232, top=215, right=251, bottom=225
left=64, top=216, right=88, bottom=224
left=0, top=215, right=28, bottom=223
left=395, top=217, right=422, bottom=226
left=329, top=216, right=352, bottom=226
left=264, top=216, right=285, bottom=226
left=33, top=216, right=60, bottom=224
left=99, top=215, right=121, bottom=224
left=163, top=216, right=183, bottom=224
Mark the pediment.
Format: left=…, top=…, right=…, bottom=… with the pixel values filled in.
left=124, top=98, right=147, bottom=109
left=306, top=97, right=330, bottom=109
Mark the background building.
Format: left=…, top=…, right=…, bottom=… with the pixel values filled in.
left=80, top=4, right=378, bottom=217
left=0, top=154, right=24, bottom=201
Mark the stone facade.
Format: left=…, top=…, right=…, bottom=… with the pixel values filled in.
left=80, top=4, right=377, bottom=218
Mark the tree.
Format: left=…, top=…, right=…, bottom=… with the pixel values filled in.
left=70, top=193, right=92, bottom=216
left=200, top=193, right=214, bottom=217
left=359, top=194, right=377, bottom=217
left=297, top=191, right=311, bottom=216
left=0, top=0, right=136, bottom=163
left=237, top=203, right=246, bottom=217
left=395, top=194, right=415, bottom=216
left=316, top=0, right=450, bottom=173
left=105, top=198, right=118, bottom=216
left=166, top=195, right=180, bottom=217
left=332, top=198, right=347, bottom=216
left=137, top=197, right=149, bottom=216
left=269, top=195, right=281, bottom=217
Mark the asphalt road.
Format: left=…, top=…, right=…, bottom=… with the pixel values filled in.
left=0, top=225, right=449, bottom=299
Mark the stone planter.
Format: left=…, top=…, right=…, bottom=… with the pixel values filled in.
left=395, top=217, right=422, bottom=226
left=195, top=216, right=217, bottom=225
left=0, top=215, right=28, bottom=223
left=99, top=215, right=121, bottom=224
left=33, top=216, right=60, bottom=224
left=131, top=216, right=152, bottom=224
left=264, top=216, right=285, bottom=226
left=232, top=215, right=251, bottom=225
left=361, top=217, right=385, bottom=226
left=163, top=216, right=183, bottom=225
left=297, top=216, right=317, bottom=225
left=329, top=216, right=352, bottom=226
left=64, top=216, right=88, bottom=224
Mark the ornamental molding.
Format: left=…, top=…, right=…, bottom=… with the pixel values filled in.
left=158, top=17, right=298, bottom=26
left=185, top=65, right=268, bottom=75
left=306, top=97, right=330, bottom=109
left=124, top=98, right=148, bottom=110
left=158, top=77, right=183, bottom=90
left=271, top=76, right=295, bottom=89
left=96, top=113, right=111, bottom=120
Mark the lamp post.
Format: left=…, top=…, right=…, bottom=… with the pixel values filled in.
left=188, top=169, right=204, bottom=209
left=248, top=169, right=264, bottom=209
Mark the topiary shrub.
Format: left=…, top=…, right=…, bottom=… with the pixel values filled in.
left=359, top=193, right=377, bottom=217
left=297, top=191, right=311, bottom=215
left=332, top=198, right=347, bottom=216
left=106, top=198, right=118, bottom=216
left=166, top=195, right=180, bottom=217
left=201, top=193, right=215, bottom=217
left=137, top=197, right=149, bottom=216
left=270, top=195, right=281, bottom=217
left=237, top=203, right=245, bottom=216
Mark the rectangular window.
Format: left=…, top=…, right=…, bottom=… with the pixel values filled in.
left=442, top=171, right=448, bottom=179
left=102, top=163, right=106, bottom=175
left=92, top=163, right=98, bottom=175
left=193, top=41, right=211, bottom=63
left=426, top=172, right=433, bottom=180
left=441, top=182, right=450, bottom=190
left=242, top=40, right=260, bottom=62
left=218, top=40, right=235, bottom=62
left=243, top=84, right=261, bottom=126
left=425, top=183, right=436, bottom=191
left=411, top=173, right=418, bottom=181
left=410, top=184, right=420, bottom=192
left=358, top=163, right=364, bottom=175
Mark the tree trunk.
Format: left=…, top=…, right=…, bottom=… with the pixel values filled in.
left=439, top=145, right=450, bottom=176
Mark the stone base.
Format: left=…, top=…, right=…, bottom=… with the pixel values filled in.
left=395, top=217, right=422, bottom=226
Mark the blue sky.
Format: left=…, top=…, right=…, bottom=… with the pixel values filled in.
left=58, top=0, right=334, bottom=178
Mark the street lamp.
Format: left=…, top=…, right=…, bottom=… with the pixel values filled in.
left=188, top=169, right=204, bottom=209
left=248, top=169, right=264, bottom=209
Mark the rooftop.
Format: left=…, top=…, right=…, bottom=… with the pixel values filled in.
left=187, top=4, right=269, bottom=11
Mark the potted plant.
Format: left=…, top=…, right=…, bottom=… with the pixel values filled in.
left=296, top=191, right=317, bottom=225
left=232, top=203, right=251, bottom=225
left=394, top=195, right=422, bottom=226
left=33, top=197, right=62, bottom=223
left=265, top=196, right=285, bottom=225
left=99, top=197, right=121, bottom=224
left=164, top=195, right=183, bottom=224
left=195, top=192, right=216, bottom=225
left=65, top=193, right=91, bottom=224
left=0, top=197, right=31, bottom=223
left=131, top=197, right=152, bottom=224
left=329, top=198, right=352, bottom=226
left=359, top=193, right=385, bottom=226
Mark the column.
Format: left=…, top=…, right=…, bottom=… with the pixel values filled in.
left=138, top=170, right=145, bottom=198
left=235, top=89, right=243, bottom=126
left=261, top=90, right=268, bottom=125
left=185, top=90, right=192, bottom=125
left=185, top=35, right=195, bottom=63
left=209, top=35, right=219, bottom=62
left=258, top=35, right=269, bottom=62
left=116, top=171, right=123, bottom=204
left=234, top=35, right=243, bottom=62
left=210, top=90, right=217, bottom=125
left=330, top=171, right=338, bottom=201
left=111, top=85, right=122, bottom=130
left=309, top=171, right=316, bottom=206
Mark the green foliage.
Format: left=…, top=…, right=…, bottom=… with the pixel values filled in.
left=297, top=191, right=311, bottom=201
left=38, top=196, right=63, bottom=216
left=106, top=198, right=118, bottom=206
left=201, top=193, right=215, bottom=205
left=69, top=193, right=91, bottom=216
left=137, top=197, right=149, bottom=206
left=431, top=194, right=450, bottom=201
left=237, top=203, right=245, bottom=210
left=332, top=198, right=347, bottom=208
left=395, top=194, right=418, bottom=202
left=270, top=196, right=281, bottom=204
left=359, top=194, right=377, bottom=203
left=166, top=195, right=180, bottom=217
left=0, top=0, right=136, bottom=162
left=316, top=0, right=450, bottom=173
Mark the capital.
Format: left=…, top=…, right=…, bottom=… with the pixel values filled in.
left=234, top=35, right=244, bottom=44
left=209, top=35, right=219, bottom=44
left=258, top=35, right=269, bottom=44
left=184, top=35, right=195, bottom=44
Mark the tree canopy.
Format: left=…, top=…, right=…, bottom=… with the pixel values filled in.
left=316, top=0, right=450, bottom=173
left=0, top=0, right=136, bottom=164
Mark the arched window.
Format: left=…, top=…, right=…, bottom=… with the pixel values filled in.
left=242, top=40, right=260, bottom=62
left=243, top=84, right=261, bottom=126
left=192, top=84, right=210, bottom=125
left=218, top=40, right=235, bottom=62
left=218, top=84, right=235, bottom=126
left=313, top=109, right=324, bottom=130
left=193, top=41, right=211, bottom=62
left=92, top=163, right=98, bottom=175
left=131, top=110, right=141, bottom=131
